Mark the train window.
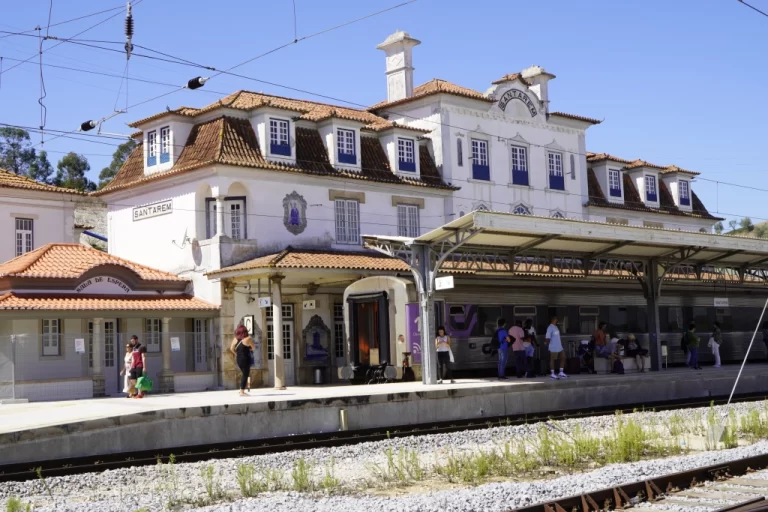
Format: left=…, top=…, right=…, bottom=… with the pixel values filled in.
left=579, top=306, right=599, bottom=316
left=608, top=306, right=628, bottom=333
left=693, top=307, right=710, bottom=328
left=514, top=306, right=537, bottom=317
left=449, top=305, right=465, bottom=316
left=477, top=306, right=503, bottom=336
left=667, top=307, right=684, bottom=331
left=715, top=308, right=730, bottom=316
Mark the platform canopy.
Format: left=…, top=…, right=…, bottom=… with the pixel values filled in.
left=363, top=211, right=768, bottom=283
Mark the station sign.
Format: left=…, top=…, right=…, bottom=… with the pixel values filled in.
left=435, top=275, right=455, bottom=291
left=133, top=200, right=173, bottom=221
left=258, top=297, right=271, bottom=308
left=713, top=298, right=729, bottom=308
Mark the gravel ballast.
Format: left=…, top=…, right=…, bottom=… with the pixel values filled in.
left=3, top=401, right=768, bottom=512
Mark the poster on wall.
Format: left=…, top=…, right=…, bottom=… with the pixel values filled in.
left=170, top=337, right=181, bottom=352
left=405, top=303, right=421, bottom=365
left=74, top=338, right=85, bottom=354
left=243, top=315, right=255, bottom=336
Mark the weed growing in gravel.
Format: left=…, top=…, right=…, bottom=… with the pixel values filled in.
left=367, top=447, right=425, bottom=486
left=5, top=497, right=31, bottom=512
left=319, top=458, right=341, bottom=493
left=602, top=414, right=647, bottom=463
left=572, top=425, right=600, bottom=462
left=722, top=410, right=739, bottom=449
left=236, top=463, right=264, bottom=497
left=201, top=464, right=226, bottom=501
left=292, top=458, right=314, bottom=492
left=35, top=466, right=53, bottom=500
left=740, top=409, right=768, bottom=441
left=665, top=412, right=686, bottom=437
left=155, top=454, right=182, bottom=508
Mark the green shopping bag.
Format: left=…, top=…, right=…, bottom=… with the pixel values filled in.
left=136, top=375, right=153, bottom=392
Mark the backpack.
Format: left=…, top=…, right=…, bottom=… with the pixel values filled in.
left=402, top=366, right=416, bottom=382
left=612, top=359, right=625, bottom=375
left=490, top=328, right=503, bottom=350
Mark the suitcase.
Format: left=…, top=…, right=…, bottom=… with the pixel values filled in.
left=565, top=357, right=581, bottom=375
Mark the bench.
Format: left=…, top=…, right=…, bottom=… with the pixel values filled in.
left=594, top=355, right=651, bottom=374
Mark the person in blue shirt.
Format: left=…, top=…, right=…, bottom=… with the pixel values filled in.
left=496, top=318, right=511, bottom=380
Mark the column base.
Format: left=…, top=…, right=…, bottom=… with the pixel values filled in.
left=158, top=370, right=175, bottom=394
left=92, top=375, right=106, bottom=397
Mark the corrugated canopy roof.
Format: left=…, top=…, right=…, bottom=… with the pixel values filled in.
left=363, top=211, right=768, bottom=272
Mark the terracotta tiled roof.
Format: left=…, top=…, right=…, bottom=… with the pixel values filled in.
left=96, top=117, right=455, bottom=195
left=0, top=244, right=186, bottom=281
left=587, top=152, right=700, bottom=176
left=362, top=121, right=431, bottom=134
left=549, top=112, right=602, bottom=125
left=207, top=247, right=411, bottom=276
left=129, top=90, right=394, bottom=131
left=0, top=168, right=86, bottom=195
left=370, top=79, right=494, bottom=111
left=585, top=169, right=722, bottom=221
left=0, top=293, right=217, bottom=311
left=74, top=223, right=94, bottom=230
left=491, top=73, right=532, bottom=86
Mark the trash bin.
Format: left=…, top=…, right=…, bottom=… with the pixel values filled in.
left=314, top=367, right=324, bottom=385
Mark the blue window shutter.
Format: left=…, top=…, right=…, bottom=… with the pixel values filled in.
left=399, top=159, right=416, bottom=172
left=549, top=174, right=565, bottom=190
left=609, top=187, right=622, bottom=197
left=472, top=164, right=490, bottom=181
left=512, top=169, right=528, bottom=186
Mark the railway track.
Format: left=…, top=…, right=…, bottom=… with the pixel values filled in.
left=512, top=452, right=768, bottom=512
left=2, top=391, right=768, bottom=484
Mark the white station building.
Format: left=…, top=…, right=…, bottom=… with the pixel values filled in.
left=50, top=31, right=722, bottom=391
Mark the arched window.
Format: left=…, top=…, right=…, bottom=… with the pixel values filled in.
left=512, top=204, right=532, bottom=215
left=551, top=211, right=565, bottom=219
left=457, top=138, right=463, bottom=167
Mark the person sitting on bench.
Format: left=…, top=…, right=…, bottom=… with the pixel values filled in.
left=625, top=333, right=649, bottom=373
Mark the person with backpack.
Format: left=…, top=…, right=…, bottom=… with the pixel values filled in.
left=509, top=320, right=526, bottom=378
left=494, top=318, right=511, bottom=380
left=685, top=322, right=701, bottom=370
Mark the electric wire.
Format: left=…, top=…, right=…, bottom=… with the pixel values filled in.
left=736, top=0, right=768, bottom=17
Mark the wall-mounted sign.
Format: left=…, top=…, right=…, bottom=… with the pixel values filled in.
left=258, top=297, right=271, bottom=308
left=74, top=338, right=86, bottom=354
left=714, top=298, right=729, bottom=308
left=435, top=275, right=455, bottom=291
left=497, top=89, right=538, bottom=117
left=75, top=276, right=131, bottom=294
left=170, top=337, right=181, bottom=352
left=243, top=315, right=255, bottom=336
left=133, top=200, right=173, bottom=221
left=303, top=300, right=316, bottom=310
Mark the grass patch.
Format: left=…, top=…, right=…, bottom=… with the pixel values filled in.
left=5, top=497, right=32, bottom=512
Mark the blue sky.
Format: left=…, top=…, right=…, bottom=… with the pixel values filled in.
left=0, top=0, right=765, bottom=226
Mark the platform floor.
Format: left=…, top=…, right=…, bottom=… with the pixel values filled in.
left=1, top=364, right=762, bottom=435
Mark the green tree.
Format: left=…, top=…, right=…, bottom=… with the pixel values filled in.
left=28, top=150, right=54, bottom=184
left=54, top=152, right=96, bottom=192
left=740, top=217, right=754, bottom=232
left=713, top=221, right=724, bottom=235
left=98, top=139, right=137, bottom=189
left=728, top=219, right=738, bottom=231
left=0, top=127, right=37, bottom=175
left=754, top=223, right=768, bottom=239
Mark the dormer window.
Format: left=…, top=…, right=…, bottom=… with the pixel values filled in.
left=147, top=130, right=157, bottom=166
left=160, top=126, right=170, bottom=164
left=471, top=139, right=490, bottom=180
left=679, top=180, right=690, bottom=206
left=608, top=169, right=622, bottom=197
left=398, top=138, right=415, bottom=172
left=645, top=175, right=657, bottom=202
left=269, top=118, right=290, bottom=156
left=337, top=128, right=356, bottom=165
left=548, top=151, right=564, bottom=190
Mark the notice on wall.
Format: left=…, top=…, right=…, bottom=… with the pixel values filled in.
left=714, top=298, right=730, bottom=308
left=170, top=337, right=181, bottom=352
left=132, top=199, right=173, bottom=221
left=74, top=338, right=86, bottom=354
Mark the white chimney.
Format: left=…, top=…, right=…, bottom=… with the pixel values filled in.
left=376, top=30, right=421, bottom=103
left=521, top=65, right=555, bottom=112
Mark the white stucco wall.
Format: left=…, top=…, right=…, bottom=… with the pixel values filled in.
left=0, top=189, right=78, bottom=262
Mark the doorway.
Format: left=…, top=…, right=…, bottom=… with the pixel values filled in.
left=348, top=293, right=390, bottom=368
left=267, top=304, right=295, bottom=386
left=88, top=319, right=121, bottom=394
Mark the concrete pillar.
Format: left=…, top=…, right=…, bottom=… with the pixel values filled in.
left=646, top=260, right=662, bottom=372
left=91, top=318, right=105, bottom=397
left=271, top=275, right=286, bottom=390
left=215, top=196, right=225, bottom=237
left=158, top=317, right=175, bottom=393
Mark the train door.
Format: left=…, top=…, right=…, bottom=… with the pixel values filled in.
left=348, top=293, right=390, bottom=368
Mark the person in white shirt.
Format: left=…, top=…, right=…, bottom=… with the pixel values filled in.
left=545, top=316, right=568, bottom=380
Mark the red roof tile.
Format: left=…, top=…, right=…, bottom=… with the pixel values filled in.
left=0, top=293, right=217, bottom=311
left=549, top=112, right=602, bottom=125
left=0, top=168, right=86, bottom=195
left=491, top=73, right=532, bottom=86
left=370, top=79, right=494, bottom=111
left=0, top=244, right=186, bottom=281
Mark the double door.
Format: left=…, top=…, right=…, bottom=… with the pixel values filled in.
left=89, top=319, right=121, bottom=395
left=267, top=305, right=295, bottom=386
